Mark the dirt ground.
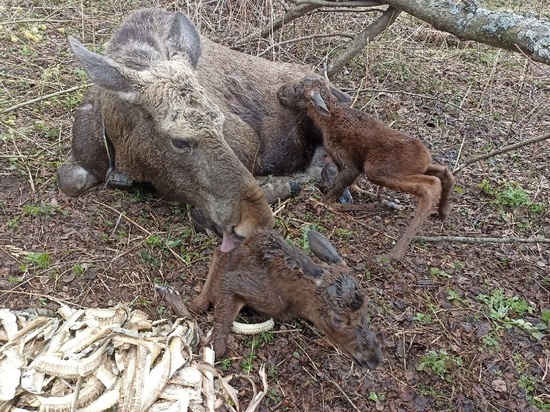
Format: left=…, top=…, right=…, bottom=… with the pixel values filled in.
left=1, top=1, right=549, bottom=411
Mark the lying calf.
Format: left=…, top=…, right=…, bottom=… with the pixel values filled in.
left=190, top=228, right=383, bottom=370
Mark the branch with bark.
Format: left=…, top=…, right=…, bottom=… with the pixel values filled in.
left=238, top=0, right=550, bottom=78
left=382, top=0, right=550, bottom=65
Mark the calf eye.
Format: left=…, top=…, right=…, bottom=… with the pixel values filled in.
left=171, top=139, right=191, bottom=152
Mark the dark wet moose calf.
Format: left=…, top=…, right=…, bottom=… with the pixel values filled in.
left=189, top=228, right=383, bottom=370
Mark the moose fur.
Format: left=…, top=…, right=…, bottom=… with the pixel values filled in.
left=57, top=8, right=350, bottom=249
left=278, top=75, right=455, bottom=259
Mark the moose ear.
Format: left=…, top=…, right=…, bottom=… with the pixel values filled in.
left=327, top=276, right=364, bottom=311
left=330, top=87, right=352, bottom=105
left=167, top=11, right=202, bottom=68
left=307, top=230, right=343, bottom=264
left=68, top=36, right=136, bottom=97
left=309, top=91, right=331, bottom=117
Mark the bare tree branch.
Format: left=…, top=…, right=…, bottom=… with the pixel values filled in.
left=453, top=133, right=550, bottom=175
left=258, top=33, right=355, bottom=57
left=235, top=3, right=320, bottom=47
left=326, top=6, right=401, bottom=77
left=1, top=85, right=88, bottom=115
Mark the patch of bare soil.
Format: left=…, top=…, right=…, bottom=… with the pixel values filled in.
left=1, top=1, right=549, bottom=411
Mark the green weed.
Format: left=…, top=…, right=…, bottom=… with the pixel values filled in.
left=72, top=263, right=86, bottom=277
left=476, top=289, right=545, bottom=340
left=413, top=312, right=432, bottom=325
left=417, top=349, right=463, bottom=379
left=219, top=358, right=233, bottom=371
left=482, top=335, right=500, bottom=349
left=21, top=252, right=51, bottom=271
left=22, top=203, right=60, bottom=218
left=430, top=267, right=452, bottom=278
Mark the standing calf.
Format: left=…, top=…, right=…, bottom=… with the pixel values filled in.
left=189, top=228, right=383, bottom=370
left=278, top=76, right=455, bottom=260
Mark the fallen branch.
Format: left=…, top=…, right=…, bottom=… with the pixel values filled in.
left=453, top=132, right=550, bottom=175
left=414, top=235, right=550, bottom=244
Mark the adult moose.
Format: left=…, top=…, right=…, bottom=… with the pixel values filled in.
left=58, top=8, right=350, bottom=250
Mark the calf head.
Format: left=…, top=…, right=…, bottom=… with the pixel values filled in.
left=67, top=10, right=274, bottom=249
left=307, top=231, right=383, bottom=370
left=277, top=75, right=351, bottom=115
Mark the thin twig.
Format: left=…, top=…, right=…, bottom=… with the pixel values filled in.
left=355, top=87, right=475, bottom=116
left=294, top=0, right=383, bottom=6
left=413, top=235, right=550, bottom=244
left=95, top=201, right=200, bottom=276
left=328, top=378, right=360, bottom=411
left=1, top=85, right=89, bottom=115
left=452, top=132, right=550, bottom=175
left=235, top=3, right=320, bottom=47
left=257, top=33, right=355, bottom=57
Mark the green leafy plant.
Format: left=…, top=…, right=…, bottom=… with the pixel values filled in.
left=430, top=267, right=451, bottom=278
left=476, top=289, right=545, bottom=340
left=413, top=312, right=432, bottom=325
left=241, top=352, right=256, bottom=374
left=22, top=203, right=60, bottom=218
left=417, top=349, right=463, bottom=379
left=22, top=252, right=51, bottom=270
left=482, top=336, right=500, bottom=349
left=219, top=358, right=233, bottom=371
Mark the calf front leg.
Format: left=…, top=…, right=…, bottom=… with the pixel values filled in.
left=323, top=164, right=361, bottom=204
left=210, top=296, right=246, bottom=359
left=189, top=249, right=222, bottom=313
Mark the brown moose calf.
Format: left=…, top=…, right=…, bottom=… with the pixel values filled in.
left=190, top=228, right=383, bottom=370
left=278, top=76, right=455, bottom=260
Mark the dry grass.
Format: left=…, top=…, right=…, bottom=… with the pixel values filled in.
left=1, top=1, right=549, bottom=410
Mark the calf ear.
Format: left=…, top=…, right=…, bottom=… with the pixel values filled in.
left=307, top=231, right=343, bottom=264
left=68, top=36, right=135, bottom=96
left=327, top=276, right=364, bottom=311
left=168, top=12, right=202, bottom=68
left=309, top=91, right=331, bottom=117
left=330, top=87, right=352, bottom=105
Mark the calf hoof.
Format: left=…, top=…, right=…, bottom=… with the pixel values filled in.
left=188, top=296, right=210, bottom=314
left=154, top=285, right=192, bottom=319
left=210, top=337, right=228, bottom=360
left=338, top=188, right=353, bottom=204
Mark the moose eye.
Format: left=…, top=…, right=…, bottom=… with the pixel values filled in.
left=171, top=139, right=191, bottom=152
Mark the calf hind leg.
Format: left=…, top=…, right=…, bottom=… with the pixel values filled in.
left=425, top=164, right=455, bottom=219
left=375, top=174, right=441, bottom=260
